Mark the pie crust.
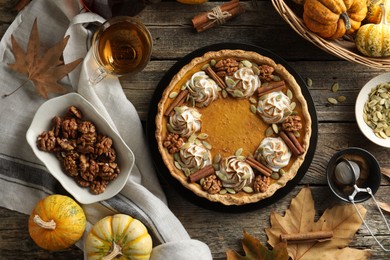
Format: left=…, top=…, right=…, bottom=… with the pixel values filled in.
left=155, top=49, right=312, bottom=206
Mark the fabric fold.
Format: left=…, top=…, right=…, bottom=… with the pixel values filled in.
left=0, top=0, right=212, bottom=258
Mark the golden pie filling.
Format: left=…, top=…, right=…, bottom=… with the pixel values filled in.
left=156, top=50, right=311, bottom=205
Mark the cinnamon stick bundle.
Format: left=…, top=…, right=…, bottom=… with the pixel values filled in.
left=188, top=165, right=215, bottom=183
left=192, top=0, right=245, bottom=33
left=164, top=89, right=189, bottom=117
left=280, top=131, right=304, bottom=157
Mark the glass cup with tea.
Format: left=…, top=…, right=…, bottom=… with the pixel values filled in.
left=89, top=16, right=152, bottom=85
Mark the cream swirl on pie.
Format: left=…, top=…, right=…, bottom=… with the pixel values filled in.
left=257, top=91, right=292, bottom=124
left=169, top=106, right=201, bottom=138
left=256, top=137, right=291, bottom=171
left=217, top=156, right=254, bottom=191
left=180, top=142, right=211, bottom=173
left=225, top=67, right=260, bottom=98
left=186, top=71, right=219, bottom=107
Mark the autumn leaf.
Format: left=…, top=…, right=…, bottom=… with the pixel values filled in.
left=378, top=201, right=390, bottom=214
left=226, top=230, right=289, bottom=260
left=7, top=18, right=82, bottom=99
left=381, top=167, right=390, bottom=179
left=266, top=187, right=371, bottom=260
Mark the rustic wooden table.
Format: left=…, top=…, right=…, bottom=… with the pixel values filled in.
left=1, top=0, right=389, bottom=259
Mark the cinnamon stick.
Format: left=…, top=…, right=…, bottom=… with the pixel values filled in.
left=188, top=165, right=215, bottom=183
left=257, top=80, right=286, bottom=96
left=192, top=0, right=245, bottom=33
left=280, top=131, right=301, bottom=157
left=164, top=89, right=189, bottom=117
left=205, top=66, right=227, bottom=89
left=246, top=157, right=272, bottom=177
left=286, top=131, right=305, bottom=154
left=280, top=231, right=333, bottom=243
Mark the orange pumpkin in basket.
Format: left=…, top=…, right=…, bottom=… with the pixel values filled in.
left=303, top=0, right=367, bottom=39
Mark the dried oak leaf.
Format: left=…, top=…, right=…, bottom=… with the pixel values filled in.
left=266, top=187, right=371, bottom=260
left=226, top=230, right=289, bottom=260
left=8, top=18, right=82, bottom=99
left=378, top=201, right=390, bottom=214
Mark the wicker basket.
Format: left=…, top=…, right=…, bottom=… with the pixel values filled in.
left=271, top=0, right=390, bottom=70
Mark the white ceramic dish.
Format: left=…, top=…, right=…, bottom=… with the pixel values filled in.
left=355, top=73, right=390, bottom=148
left=26, top=93, right=135, bottom=204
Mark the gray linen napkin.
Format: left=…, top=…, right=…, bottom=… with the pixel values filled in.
left=0, top=0, right=212, bottom=259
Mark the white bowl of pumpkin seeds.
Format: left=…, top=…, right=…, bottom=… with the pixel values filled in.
left=355, top=73, right=390, bottom=148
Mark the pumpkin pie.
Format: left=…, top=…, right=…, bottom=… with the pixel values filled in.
left=155, top=49, right=312, bottom=205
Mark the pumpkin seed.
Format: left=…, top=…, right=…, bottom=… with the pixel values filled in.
left=233, top=89, right=244, bottom=98
left=241, top=60, right=252, bottom=68
left=249, top=97, right=257, bottom=104
left=270, top=172, right=280, bottom=180
left=327, top=97, right=338, bottom=105
left=188, top=133, right=197, bottom=143
left=174, top=161, right=182, bottom=170
left=213, top=163, right=220, bottom=171
left=252, top=66, right=260, bottom=75
left=293, top=131, right=300, bottom=138
left=265, top=126, right=274, bottom=137
left=272, top=123, right=279, bottom=134
left=210, top=59, right=216, bottom=67
left=219, top=189, right=227, bottom=195
left=201, top=63, right=210, bottom=71
left=287, top=89, right=293, bottom=99
left=169, top=91, right=178, bottom=98
left=222, top=89, right=228, bottom=98
left=213, top=153, right=222, bottom=164
left=167, top=123, right=174, bottom=133
left=216, top=171, right=227, bottom=181
left=202, top=141, right=212, bottom=150
left=306, top=78, right=312, bottom=87
left=243, top=186, right=254, bottom=193
left=184, top=168, right=191, bottom=177
left=337, top=95, right=346, bottom=102
left=226, top=187, right=236, bottom=194
left=290, top=102, right=296, bottom=110
left=331, top=82, right=339, bottom=92
left=197, top=133, right=209, bottom=140
left=250, top=104, right=257, bottom=114
left=237, top=155, right=246, bottom=161
left=235, top=148, right=243, bottom=157
left=279, top=169, right=286, bottom=175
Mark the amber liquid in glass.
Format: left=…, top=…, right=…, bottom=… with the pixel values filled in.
left=95, top=21, right=152, bottom=75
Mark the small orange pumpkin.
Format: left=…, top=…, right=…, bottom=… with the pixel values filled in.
left=28, top=194, right=86, bottom=251
left=303, top=0, right=368, bottom=39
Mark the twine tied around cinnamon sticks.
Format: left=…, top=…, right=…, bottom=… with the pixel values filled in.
left=192, top=0, right=245, bottom=33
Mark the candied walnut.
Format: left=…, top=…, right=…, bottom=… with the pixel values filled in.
left=89, top=178, right=109, bottom=194
left=79, top=154, right=89, bottom=173
left=75, top=176, right=90, bottom=187
left=95, top=135, right=113, bottom=155
left=78, top=121, right=96, bottom=135
left=214, top=58, right=239, bottom=77
left=163, top=133, right=185, bottom=154
left=258, top=65, right=275, bottom=82
left=51, top=116, right=62, bottom=137
left=63, top=152, right=79, bottom=177
left=253, top=175, right=270, bottom=193
left=61, top=118, right=78, bottom=139
left=282, top=115, right=302, bottom=132
left=57, top=137, right=75, bottom=151
left=37, top=131, right=56, bottom=152
left=99, top=162, right=119, bottom=181
left=202, top=174, right=222, bottom=194
left=68, top=105, right=83, bottom=119
left=80, top=159, right=99, bottom=182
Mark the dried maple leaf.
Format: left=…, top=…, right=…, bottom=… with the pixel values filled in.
left=226, top=230, right=289, bottom=260
left=7, top=18, right=82, bottom=99
left=381, top=167, right=390, bottom=179
left=378, top=201, right=390, bottom=213
left=266, top=187, right=371, bottom=260
left=14, top=0, right=31, bottom=12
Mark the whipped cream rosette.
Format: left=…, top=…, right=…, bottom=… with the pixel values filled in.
left=180, top=142, right=212, bottom=174
left=256, top=137, right=291, bottom=171
left=225, top=67, right=260, bottom=98
left=217, top=156, right=254, bottom=192
left=186, top=71, right=219, bottom=107
left=257, top=91, right=292, bottom=124
left=169, top=106, right=202, bottom=138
